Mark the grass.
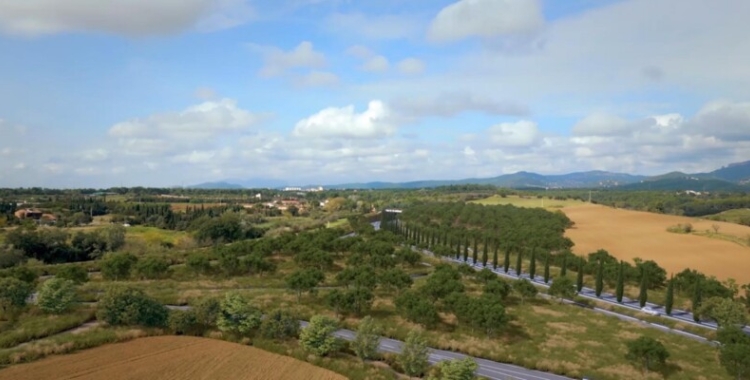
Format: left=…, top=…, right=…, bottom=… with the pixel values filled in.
left=471, top=195, right=584, bottom=209
left=0, top=307, right=97, bottom=349
left=325, top=218, right=349, bottom=229
left=704, top=208, right=750, bottom=225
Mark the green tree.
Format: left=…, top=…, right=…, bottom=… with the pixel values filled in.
left=720, top=343, right=750, bottom=380
left=37, top=278, right=77, bottom=314
left=10, top=265, right=37, bottom=284
left=379, top=268, right=413, bottom=294
left=398, top=330, right=430, bottom=377
left=471, top=238, right=478, bottom=264
left=665, top=275, right=675, bottom=316
left=100, top=253, right=137, bottom=281
left=543, top=253, right=551, bottom=283
left=484, top=279, right=511, bottom=300
left=492, top=245, right=498, bottom=270
left=0, top=277, right=32, bottom=318
left=186, top=252, right=212, bottom=275
left=286, top=268, right=324, bottom=302
left=561, top=253, right=568, bottom=277
left=96, top=286, right=168, bottom=327
left=260, top=309, right=300, bottom=340
left=625, top=336, right=670, bottom=378
left=481, top=239, right=488, bottom=267
left=595, top=259, right=604, bottom=297
left=300, top=315, right=341, bottom=357
left=169, top=309, right=200, bottom=336
left=514, top=278, right=538, bottom=304
left=698, top=297, right=749, bottom=328
left=193, top=297, right=221, bottom=330
left=353, top=316, right=381, bottom=362
left=428, top=357, right=477, bottom=380
left=55, top=265, right=89, bottom=284
left=503, top=248, right=511, bottom=273
left=463, top=239, right=469, bottom=262
left=616, top=261, right=625, bottom=303
left=548, top=276, right=576, bottom=303
left=135, top=255, right=171, bottom=280
left=576, top=257, right=584, bottom=293
left=528, top=249, right=537, bottom=280
left=515, top=250, right=522, bottom=276
left=692, top=278, right=703, bottom=322
left=639, top=268, right=649, bottom=308
left=217, top=292, right=262, bottom=336
left=395, top=290, right=440, bottom=328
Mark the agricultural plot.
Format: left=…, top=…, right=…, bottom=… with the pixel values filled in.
left=472, top=195, right=584, bottom=209
left=563, top=203, right=750, bottom=283
left=0, top=336, right=346, bottom=380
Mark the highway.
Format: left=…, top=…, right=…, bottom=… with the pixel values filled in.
left=299, top=321, right=573, bottom=380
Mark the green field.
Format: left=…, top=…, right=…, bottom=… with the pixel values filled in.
left=704, top=208, right=750, bottom=225
left=471, top=195, right=584, bottom=209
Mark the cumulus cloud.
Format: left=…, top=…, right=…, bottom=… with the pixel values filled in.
left=685, top=100, right=750, bottom=141
left=294, top=71, right=340, bottom=87
left=428, top=0, right=544, bottom=43
left=397, top=58, right=426, bottom=75
left=0, top=0, right=254, bottom=37
left=393, top=92, right=528, bottom=119
left=572, top=113, right=637, bottom=137
left=346, top=45, right=390, bottom=72
left=249, top=41, right=327, bottom=77
left=108, top=98, right=264, bottom=156
left=487, top=120, right=541, bottom=147
left=292, top=100, right=395, bottom=139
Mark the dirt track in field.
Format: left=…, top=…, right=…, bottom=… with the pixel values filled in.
left=0, top=336, right=346, bottom=380
left=563, top=204, right=750, bottom=284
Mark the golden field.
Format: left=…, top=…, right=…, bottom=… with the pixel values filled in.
left=0, top=336, right=346, bottom=380
left=563, top=203, right=750, bottom=284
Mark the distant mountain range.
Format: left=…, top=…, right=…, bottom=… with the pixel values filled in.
left=190, top=160, right=750, bottom=191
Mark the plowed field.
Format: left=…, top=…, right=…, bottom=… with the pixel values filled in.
left=0, top=336, right=346, bottom=380
left=563, top=204, right=750, bottom=284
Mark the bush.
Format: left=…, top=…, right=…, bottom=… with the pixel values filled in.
left=168, top=309, right=201, bottom=336
left=100, top=253, right=137, bottom=281
left=259, top=309, right=300, bottom=340
left=96, top=286, right=168, bottom=328
left=55, top=265, right=89, bottom=284
left=666, top=223, right=693, bottom=234
left=37, top=278, right=77, bottom=314
left=135, top=255, right=171, bottom=280
left=186, top=252, right=212, bottom=275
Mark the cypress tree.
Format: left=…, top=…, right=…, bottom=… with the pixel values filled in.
left=504, top=247, right=511, bottom=273
left=692, top=279, right=702, bottom=322
left=481, top=238, right=488, bottom=267
left=529, top=248, right=537, bottom=280
left=615, top=261, right=624, bottom=303
left=515, top=250, right=523, bottom=276
left=492, top=245, right=498, bottom=270
left=463, top=239, right=469, bottom=262
left=665, top=274, right=674, bottom=316
left=472, top=238, right=478, bottom=264
left=561, top=253, right=568, bottom=277
left=576, top=257, right=584, bottom=293
left=638, top=267, right=648, bottom=308
left=455, top=238, right=461, bottom=260
left=543, top=253, right=550, bottom=283
left=595, top=259, right=604, bottom=297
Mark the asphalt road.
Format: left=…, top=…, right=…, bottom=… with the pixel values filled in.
left=299, top=321, right=573, bottom=380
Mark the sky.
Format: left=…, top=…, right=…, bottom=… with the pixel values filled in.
left=1, top=0, right=750, bottom=188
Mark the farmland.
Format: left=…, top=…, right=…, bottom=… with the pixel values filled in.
left=471, top=195, right=585, bottom=209
left=0, top=336, right=347, bottom=380
left=563, top=203, right=750, bottom=283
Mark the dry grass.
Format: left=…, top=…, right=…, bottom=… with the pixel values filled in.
left=471, top=195, right=584, bottom=209
left=0, top=336, right=346, bottom=380
left=563, top=203, right=750, bottom=283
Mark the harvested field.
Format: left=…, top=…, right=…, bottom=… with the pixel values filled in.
left=563, top=203, right=750, bottom=283
left=0, top=336, right=346, bottom=380
left=472, top=195, right=583, bottom=209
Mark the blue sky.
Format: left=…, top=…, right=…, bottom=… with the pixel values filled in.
left=1, top=0, right=749, bottom=188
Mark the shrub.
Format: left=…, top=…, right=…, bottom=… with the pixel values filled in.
left=37, top=278, right=77, bottom=314
left=666, top=223, right=693, bottom=234
left=96, top=286, right=168, bottom=328
left=55, top=265, right=89, bottom=284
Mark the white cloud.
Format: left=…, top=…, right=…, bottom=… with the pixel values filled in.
left=292, top=100, right=395, bottom=139
left=397, top=58, right=426, bottom=75
left=108, top=98, right=264, bottom=156
left=295, top=71, right=340, bottom=87
left=362, top=56, right=390, bottom=73
left=250, top=41, right=327, bottom=77
left=80, top=149, right=110, bottom=162
left=194, top=86, right=217, bottom=100
left=487, top=120, right=540, bottom=147
left=572, top=113, right=634, bottom=137
left=428, top=0, right=544, bottom=42
left=0, top=0, right=254, bottom=37
left=393, top=92, right=528, bottom=119
left=346, top=45, right=374, bottom=59
left=686, top=100, right=750, bottom=140
left=326, top=12, right=421, bottom=40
